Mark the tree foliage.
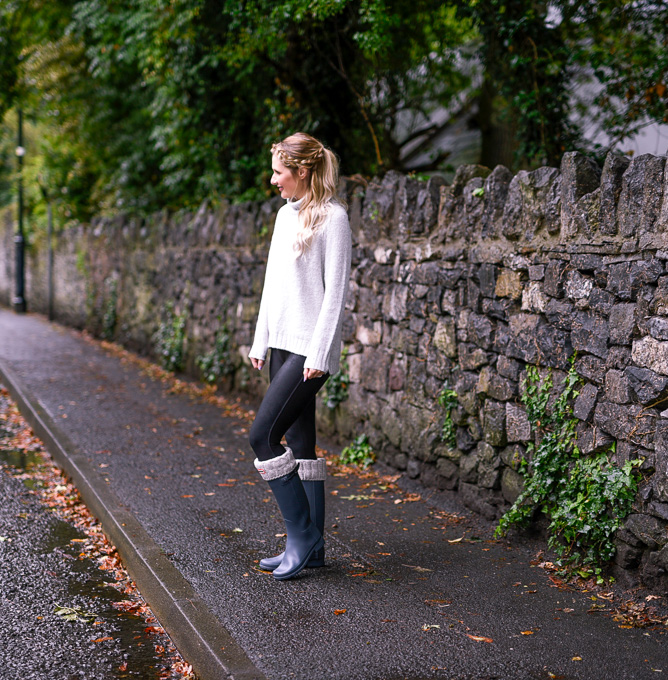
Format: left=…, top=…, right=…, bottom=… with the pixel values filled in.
left=0, top=0, right=666, bottom=227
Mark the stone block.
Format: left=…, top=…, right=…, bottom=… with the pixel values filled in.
left=483, top=400, right=507, bottom=447
left=500, top=444, right=526, bottom=470
left=648, top=502, right=668, bottom=521
left=642, top=546, right=668, bottom=592
left=588, top=288, right=616, bottom=315
left=456, top=426, right=477, bottom=453
left=528, top=265, right=545, bottom=281
left=648, top=317, right=668, bottom=341
left=605, top=369, right=631, bottom=404
left=543, top=259, right=569, bottom=298
left=388, top=360, right=406, bottom=391
left=609, top=304, right=636, bottom=345
left=624, top=514, right=668, bottom=550
left=393, top=453, right=408, bottom=470
left=481, top=165, right=513, bottom=238
left=412, top=175, right=447, bottom=235
left=571, top=311, right=609, bottom=359
left=360, top=348, right=390, bottom=392
left=625, top=366, right=668, bottom=405
left=573, top=383, right=598, bottom=421
left=523, top=166, right=562, bottom=237
left=433, top=318, right=457, bottom=358
left=506, top=402, right=531, bottom=442
left=506, top=314, right=572, bottom=369
left=545, top=298, right=573, bottom=331
left=459, top=450, right=479, bottom=484
left=576, top=422, right=614, bottom=454
left=617, top=154, right=666, bottom=237
left=495, top=269, right=523, bottom=300
left=467, top=313, right=494, bottom=349
left=497, top=356, right=521, bottom=381
left=380, top=402, right=402, bottom=448
left=478, top=263, right=498, bottom=298
left=406, top=459, right=421, bottom=479
left=500, top=173, right=524, bottom=240
left=571, top=188, right=601, bottom=237
left=560, top=152, right=601, bottom=238
left=436, top=457, right=459, bottom=487
left=356, top=320, right=383, bottom=346
left=565, top=270, right=593, bottom=301
left=390, top=326, right=419, bottom=354
left=632, top=336, right=668, bottom=376
left=382, top=284, right=408, bottom=323
left=599, top=152, right=631, bottom=235
left=614, top=542, right=643, bottom=570
left=594, top=402, right=653, bottom=447
left=607, top=260, right=664, bottom=301
left=522, top=281, right=548, bottom=312
left=476, top=367, right=516, bottom=401
left=501, top=468, right=525, bottom=504
left=439, top=164, right=491, bottom=239
left=459, top=483, right=499, bottom=521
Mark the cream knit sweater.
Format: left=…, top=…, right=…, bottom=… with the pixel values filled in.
left=249, top=197, right=352, bottom=375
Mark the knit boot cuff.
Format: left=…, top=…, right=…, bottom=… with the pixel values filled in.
left=254, top=448, right=297, bottom=481
left=297, top=457, right=327, bottom=482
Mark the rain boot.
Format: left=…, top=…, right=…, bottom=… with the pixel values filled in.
left=254, top=448, right=324, bottom=581
left=259, top=457, right=326, bottom=571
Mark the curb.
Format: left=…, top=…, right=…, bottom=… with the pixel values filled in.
left=0, top=360, right=267, bottom=680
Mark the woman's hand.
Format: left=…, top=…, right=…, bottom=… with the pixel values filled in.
left=303, top=367, right=325, bottom=381
left=250, top=357, right=265, bottom=370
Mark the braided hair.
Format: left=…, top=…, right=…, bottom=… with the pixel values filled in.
left=271, top=132, right=342, bottom=257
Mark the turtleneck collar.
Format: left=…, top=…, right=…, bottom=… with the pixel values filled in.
left=287, top=196, right=304, bottom=211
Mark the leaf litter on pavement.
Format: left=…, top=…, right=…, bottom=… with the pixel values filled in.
left=0, top=386, right=195, bottom=680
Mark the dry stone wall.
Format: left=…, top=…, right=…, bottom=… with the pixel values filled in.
left=1, top=151, right=668, bottom=590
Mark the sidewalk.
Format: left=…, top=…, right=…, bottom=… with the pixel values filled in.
left=0, top=308, right=666, bottom=680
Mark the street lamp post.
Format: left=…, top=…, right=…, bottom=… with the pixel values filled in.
left=14, top=108, right=26, bottom=313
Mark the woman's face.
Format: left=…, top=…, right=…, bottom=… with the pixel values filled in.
left=271, top=154, right=305, bottom=200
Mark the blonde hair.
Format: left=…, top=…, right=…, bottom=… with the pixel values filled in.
left=271, top=132, right=342, bottom=257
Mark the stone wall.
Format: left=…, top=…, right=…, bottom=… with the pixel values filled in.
left=2, top=151, right=668, bottom=590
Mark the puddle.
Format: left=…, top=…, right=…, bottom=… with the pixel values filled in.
left=0, top=447, right=43, bottom=472
left=43, top=519, right=168, bottom=680
left=1, top=446, right=173, bottom=679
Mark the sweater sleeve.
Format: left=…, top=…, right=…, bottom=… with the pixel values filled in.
left=248, top=283, right=269, bottom=361
left=248, top=247, right=273, bottom=361
left=304, top=210, right=352, bottom=373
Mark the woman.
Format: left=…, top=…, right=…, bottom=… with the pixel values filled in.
left=248, top=132, right=352, bottom=581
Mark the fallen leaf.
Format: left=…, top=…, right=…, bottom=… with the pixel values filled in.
left=334, top=609, right=347, bottom=615
left=520, top=630, right=534, bottom=635
left=402, top=564, right=432, bottom=572
left=93, top=636, right=114, bottom=643
left=572, top=656, right=582, bottom=661
left=467, top=634, right=493, bottom=643
left=448, top=536, right=464, bottom=544
left=422, top=624, right=440, bottom=631
left=181, top=494, right=194, bottom=498
left=232, top=528, right=243, bottom=533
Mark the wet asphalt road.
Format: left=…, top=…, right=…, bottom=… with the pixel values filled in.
left=0, top=395, right=176, bottom=680
left=0, top=309, right=667, bottom=680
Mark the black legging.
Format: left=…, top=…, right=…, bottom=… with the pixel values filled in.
left=249, top=348, right=329, bottom=462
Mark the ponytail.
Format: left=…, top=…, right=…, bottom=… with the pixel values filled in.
left=271, top=133, right=345, bottom=257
